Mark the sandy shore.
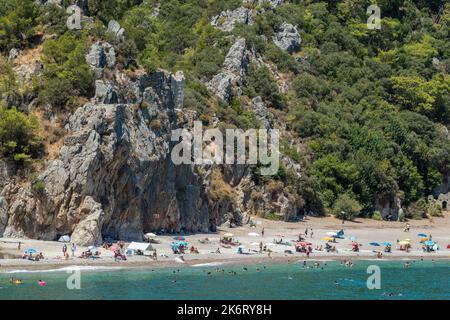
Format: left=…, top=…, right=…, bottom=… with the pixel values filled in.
left=1, top=215, right=449, bottom=273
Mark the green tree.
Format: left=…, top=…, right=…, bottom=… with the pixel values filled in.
left=0, top=107, right=41, bottom=163
left=332, top=193, right=363, bottom=221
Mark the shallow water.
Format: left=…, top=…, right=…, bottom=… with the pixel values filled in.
left=0, top=260, right=449, bottom=300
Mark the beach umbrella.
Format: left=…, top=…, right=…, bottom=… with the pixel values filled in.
left=88, top=245, right=97, bottom=251
left=403, top=239, right=411, bottom=242
left=322, top=237, right=333, bottom=241
left=447, top=245, right=450, bottom=249
left=276, top=234, right=284, bottom=237
left=424, top=240, right=435, bottom=246
left=326, top=232, right=338, bottom=236
left=420, top=237, right=428, bottom=243
left=223, top=233, right=234, bottom=237
left=58, top=235, right=70, bottom=242
left=382, top=242, right=392, bottom=246
left=398, top=241, right=410, bottom=245
left=248, top=232, right=259, bottom=237
left=265, top=243, right=276, bottom=247
left=145, top=233, right=157, bottom=238
left=24, top=248, right=37, bottom=254
left=417, top=233, right=427, bottom=238
left=370, top=242, right=380, bottom=246
left=250, top=242, right=260, bottom=246
left=296, top=242, right=312, bottom=247
left=173, top=236, right=186, bottom=241
left=349, top=236, right=357, bottom=241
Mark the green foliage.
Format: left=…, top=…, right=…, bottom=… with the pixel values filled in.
left=406, top=198, right=428, bottom=219
left=244, top=64, right=285, bottom=109
left=428, top=203, right=443, bottom=217
left=0, top=107, right=41, bottom=164
left=332, top=193, right=363, bottom=221
left=39, top=33, right=93, bottom=108
left=372, top=210, right=383, bottom=221
left=264, top=211, right=281, bottom=221
left=31, top=177, right=46, bottom=196
left=0, top=0, right=39, bottom=53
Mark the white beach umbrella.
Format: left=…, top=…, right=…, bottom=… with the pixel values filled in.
left=326, top=232, right=338, bottom=236
left=250, top=242, right=260, bottom=246
left=88, top=245, right=97, bottom=251
left=223, top=233, right=234, bottom=237
left=248, top=232, right=259, bottom=237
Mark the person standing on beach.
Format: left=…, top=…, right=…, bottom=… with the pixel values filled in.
left=62, top=244, right=67, bottom=254
left=310, top=229, right=314, bottom=238
left=71, top=243, right=76, bottom=257
left=261, top=227, right=265, bottom=238
left=18, top=241, right=21, bottom=251
left=305, top=228, right=308, bottom=236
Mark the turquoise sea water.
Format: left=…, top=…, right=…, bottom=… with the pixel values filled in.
left=0, top=260, right=449, bottom=300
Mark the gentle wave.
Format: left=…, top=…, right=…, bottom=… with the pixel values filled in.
left=4, top=265, right=124, bottom=274
left=191, top=262, right=227, bottom=267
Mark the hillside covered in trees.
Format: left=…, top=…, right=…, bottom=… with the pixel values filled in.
left=0, top=0, right=449, bottom=232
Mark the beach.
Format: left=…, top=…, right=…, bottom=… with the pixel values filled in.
left=1, top=215, right=449, bottom=273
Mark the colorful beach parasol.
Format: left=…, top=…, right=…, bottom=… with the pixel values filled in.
left=417, top=233, right=427, bottom=237
left=382, top=242, right=392, bottom=246
left=326, top=232, right=338, bottom=236
left=24, top=248, right=37, bottom=254
left=424, top=240, right=435, bottom=246
left=370, top=242, right=380, bottom=246
left=173, top=236, right=186, bottom=241
left=322, top=237, right=333, bottom=241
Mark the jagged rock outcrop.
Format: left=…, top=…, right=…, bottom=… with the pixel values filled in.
left=257, top=0, right=284, bottom=9
left=211, top=7, right=254, bottom=32
left=207, top=37, right=252, bottom=102
left=94, top=80, right=118, bottom=104
left=273, top=22, right=301, bottom=53
left=0, top=69, right=213, bottom=244
left=250, top=96, right=271, bottom=129
left=107, top=20, right=125, bottom=41
left=86, top=41, right=116, bottom=77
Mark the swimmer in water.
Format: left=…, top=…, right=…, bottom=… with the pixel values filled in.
left=243, top=267, right=248, bottom=271
left=404, top=262, right=410, bottom=268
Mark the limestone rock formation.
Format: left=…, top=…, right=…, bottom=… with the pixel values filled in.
left=86, top=41, right=116, bottom=72
left=211, top=7, right=254, bottom=32
left=250, top=96, right=271, bottom=129
left=273, top=22, right=301, bottom=53
left=107, top=20, right=125, bottom=41
left=0, top=69, right=213, bottom=245
left=207, top=37, right=251, bottom=102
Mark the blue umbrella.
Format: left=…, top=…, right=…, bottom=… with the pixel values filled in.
left=173, top=236, right=186, bottom=241
left=24, top=248, right=37, bottom=254
left=349, top=236, right=357, bottom=241
left=417, top=233, right=427, bottom=238
left=424, top=240, right=435, bottom=246
left=382, top=242, right=392, bottom=246
left=369, top=242, right=380, bottom=246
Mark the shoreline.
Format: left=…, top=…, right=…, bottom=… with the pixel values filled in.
left=2, top=215, right=449, bottom=273
left=1, top=254, right=449, bottom=273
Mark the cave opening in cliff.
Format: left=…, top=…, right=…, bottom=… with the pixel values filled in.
left=443, top=201, right=448, bottom=211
